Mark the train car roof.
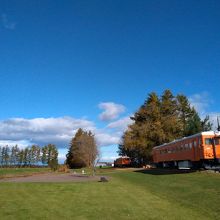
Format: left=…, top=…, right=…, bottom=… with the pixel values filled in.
left=115, top=156, right=130, bottom=159
left=153, top=131, right=220, bottom=149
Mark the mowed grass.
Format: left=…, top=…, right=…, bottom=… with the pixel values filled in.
left=0, top=167, right=50, bottom=178
left=0, top=168, right=220, bottom=220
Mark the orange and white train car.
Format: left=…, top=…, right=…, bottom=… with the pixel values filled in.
left=152, top=131, right=220, bottom=169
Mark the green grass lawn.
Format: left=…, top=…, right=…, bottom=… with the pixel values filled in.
left=0, top=168, right=220, bottom=220
left=0, top=167, right=50, bottom=178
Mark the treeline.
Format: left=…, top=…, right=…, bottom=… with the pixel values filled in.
left=0, top=144, right=58, bottom=169
left=118, top=90, right=212, bottom=166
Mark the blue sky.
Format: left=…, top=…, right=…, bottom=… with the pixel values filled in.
left=0, top=0, right=220, bottom=162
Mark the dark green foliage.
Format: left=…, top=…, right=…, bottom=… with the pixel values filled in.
left=176, top=94, right=194, bottom=135
left=161, top=90, right=181, bottom=142
left=185, top=110, right=212, bottom=136
left=119, top=90, right=212, bottom=165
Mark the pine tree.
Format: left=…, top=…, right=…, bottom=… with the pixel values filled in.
left=118, top=90, right=213, bottom=165
left=161, top=90, right=181, bottom=142
left=119, top=92, right=165, bottom=165
left=176, top=94, right=194, bottom=136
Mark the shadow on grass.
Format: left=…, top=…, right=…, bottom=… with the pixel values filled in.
left=134, top=168, right=197, bottom=175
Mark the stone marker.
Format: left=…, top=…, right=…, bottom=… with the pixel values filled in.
left=100, top=176, right=108, bottom=182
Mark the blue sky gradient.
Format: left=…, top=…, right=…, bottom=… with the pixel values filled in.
left=0, top=0, right=220, bottom=162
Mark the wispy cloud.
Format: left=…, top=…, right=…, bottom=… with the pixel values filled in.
left=1, top=14, right=16, bottom=30
left=0, top=117, right=95, bottom=147
left=0, top=116, right=127, bottom=149
left=98, top=102, right=126, bottom=121
left=207, top=112, right=220, bottom=131
left=0, top=140, right=32, bottom=148
left=189, top=91, right=212, bottom=116
left=0, top=102, right=135, bottom=162
left=107, top=116, right=133, bottom=131
left=189, top=92, right=220, bottom=130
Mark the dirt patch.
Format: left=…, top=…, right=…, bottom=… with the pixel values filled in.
left=0, top=173, right=103, bottom=183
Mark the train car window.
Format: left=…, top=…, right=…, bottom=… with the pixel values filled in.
left=194, top=141, right=197, bottom=147
left=189, top=143, right=192, bottom=149
left=214, top=138, right=220, bottom=145
left=205, top=138, right=212, bottom=145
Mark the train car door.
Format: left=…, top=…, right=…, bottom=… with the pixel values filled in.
left=193, top=137, right=201, bottom=161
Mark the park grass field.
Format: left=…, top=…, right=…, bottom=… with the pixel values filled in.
left=0, top=167, right=50, bottom=178
left=0, top=168, right=220, bottom=220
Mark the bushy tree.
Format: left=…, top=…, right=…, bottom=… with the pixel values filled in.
left=66, top=129, right=98, bottom=169
left=119, top=90, right=212, bottom=165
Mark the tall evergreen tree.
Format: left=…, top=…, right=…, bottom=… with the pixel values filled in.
left=160, top=90, right=181, bottom=142
left=118, top=89, right=212, bottom=165
left=119, top=92, right=165, bottom=165
left=66, top=128, right=85, bottom=168
left=176, top=94, right=194, bottom=136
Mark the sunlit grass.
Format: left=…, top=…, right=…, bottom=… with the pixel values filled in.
left=0, top=167, right=50, bottom=178
left=0, top=168, right=220, bottom=219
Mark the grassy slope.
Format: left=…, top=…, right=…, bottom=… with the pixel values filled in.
left=0, top=169, right=220, bottom=220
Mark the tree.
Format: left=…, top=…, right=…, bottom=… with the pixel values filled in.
left=176, top=94, right=194, bottom=136
left=119, top=92, right=165, bottom=165
left=0, top=144, right=58, bottom=168
left=18, top=149, right=24, bottom=167
left=41, top=146, right=48, bottom=165
left=161, top=90, right=181, bottom=142
left=66, top=128, right=85, bottom=168
left=41, top=144, right=58, bottom=170
left=47, top=144, right=58, bottom=171
left=118, top=90, right=213, bottom=166
left=10, top=145, right=20, bottom=166
left=66, top=129, right=98, bottom=169
left=185, top=109, right=212, bottom=136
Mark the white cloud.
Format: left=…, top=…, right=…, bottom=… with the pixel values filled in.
left=98, top=102, right=126, bottom=121
left=0, top=116, right=124, bottom=149
left=95, top=132, right=121, bottom=146
left=189, top=92, right=212, bottom=116
left=0, top=103, right=131, bottom=160
left=189, top=92, right=220, bottom=130
left=107, top=116, right=133, bottom=131
left=1, top=14, right=16, bottom=30
left=207, top=112, right=220, bottom=131
left=0, top=140, right=33, bottom=149
left=0, top=117, right=96, bottom=147
left=100, top=156, right=118, bottom=162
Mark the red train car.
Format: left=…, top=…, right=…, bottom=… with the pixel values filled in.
left=152, top=131, right=220, bottom=169
left=114, top=156, right=131, bottom=167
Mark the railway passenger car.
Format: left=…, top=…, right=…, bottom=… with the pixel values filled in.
left=114, top=156, right=131, bottom=167
left=152, top=131, right=220, bottom=169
